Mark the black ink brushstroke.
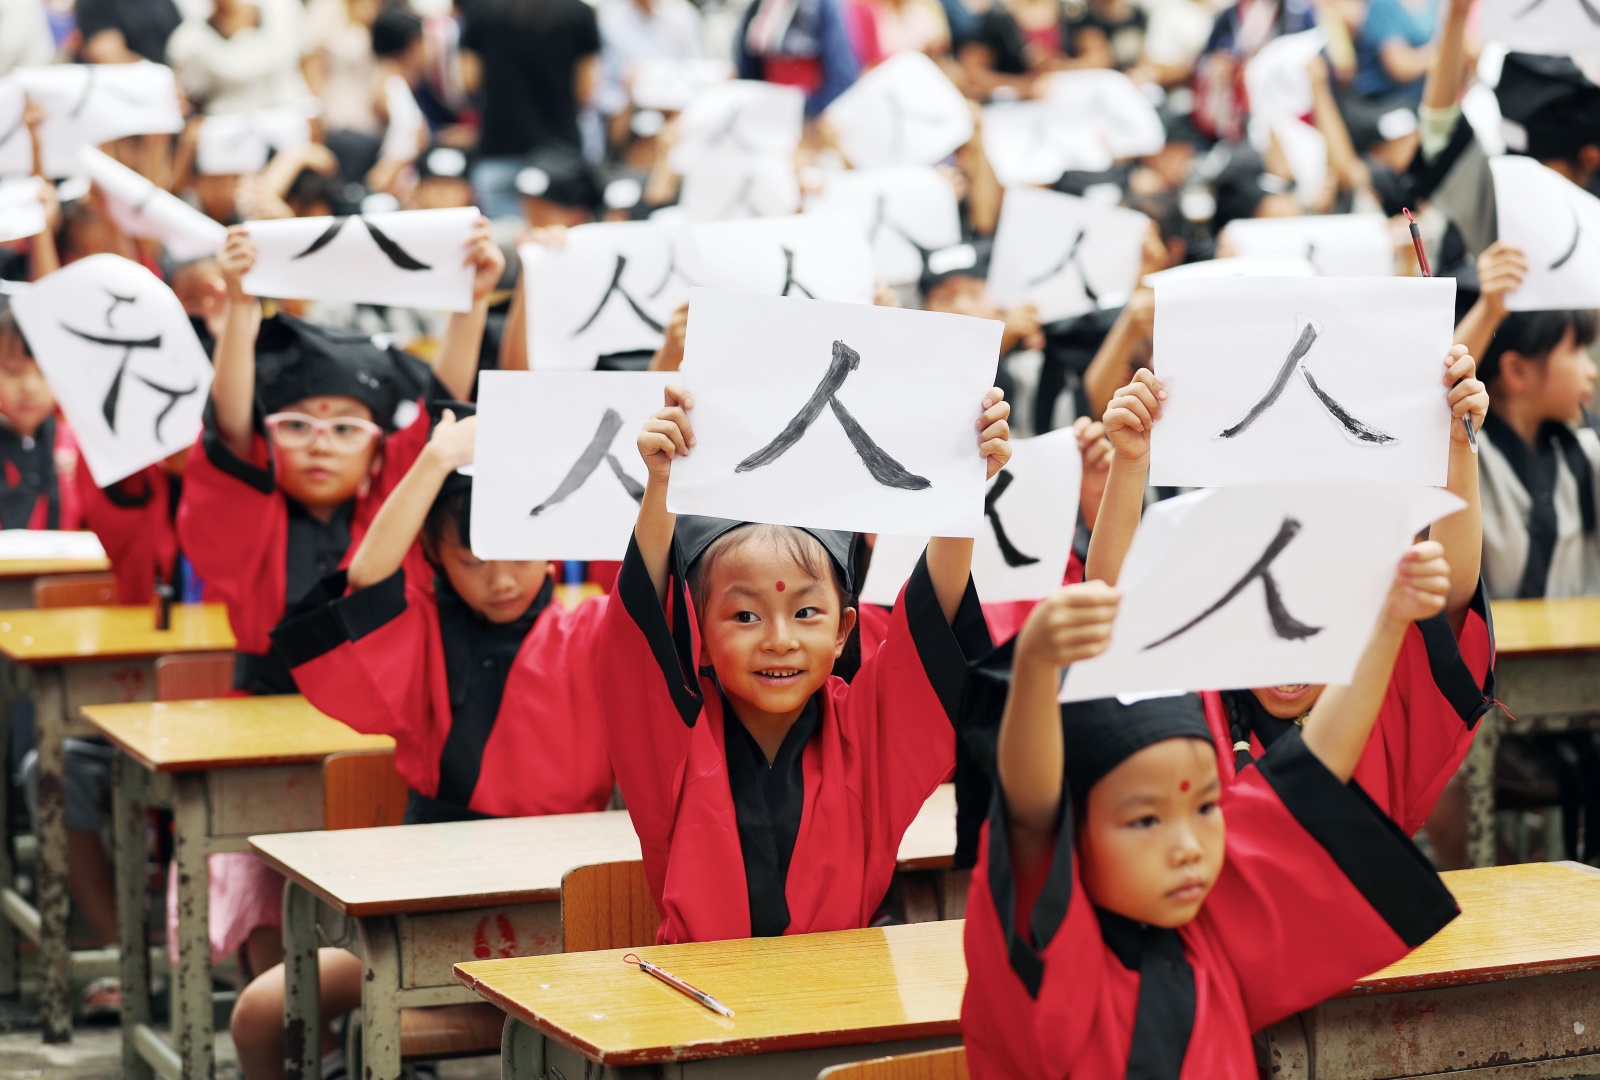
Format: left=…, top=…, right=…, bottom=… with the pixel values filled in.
left=1516, top=0, right=1600, bottom=21
left=571, top=254, right=664, bottom=337
left=63, top=326, right=162, bottom=351
left=1026, top=228, right=1098, bottom=302
left=63, top=324, right=163, bottom=434
left=1143, top=517, right=1321, bottom=650
left=292, top=216, right=349, bottom=259
left=129, top=375, right=198, bottom=441
left=289, top=216, right=433, bottom=271
left=984, top=470, right=1039, bottom=566
left=706, top=106, right=759, bottom=154
left=779, top=246, right=815, bottom=299
left=867, top=194, right=937, bottom=275
left=69, top=67, right=96, bottom=119
left=1551, top=207, right=1582, bottom=270
left=719, top=174, right=763, bottom=219
left=1299, top=368, right=1397, bottom=444
left=1217, top=321, right=1319, bottom=438
left=531, top=408, right=642, bottom=514
left=736, top=339, right=931, bottom=489
left=104, top=290, right=137, bottom=328
left=647, top=239, right=696, bottom=299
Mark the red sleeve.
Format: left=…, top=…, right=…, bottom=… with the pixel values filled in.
left=1358, top=580, right=1496, bottom=836
left=597, top=534, right=704, bottom=868
left=50, top=421, right=82, bottom=531
left=1202, top=732, right=1460, bottom=1031
left=371, top=399, right=432, bottom=500
left=177, top=421, right=280, bottom=592
left=77, top=466, right=168, bottom=605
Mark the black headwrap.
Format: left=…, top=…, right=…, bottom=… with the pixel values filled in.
left=1496, top=53, right=1600, bottom=163
left=255, top=314, right=439, bottom=431
left=676, top=515, right=856, bottom=594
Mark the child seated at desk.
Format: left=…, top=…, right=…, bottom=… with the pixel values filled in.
left=1074, top=356, right=1495, bottom=841
left=172, top=223, right=501, bottom=1039
left=961, top=549, right=1461, bottom=1077
left=597, top=383, right=1007, bottom=944
left=228, top=410, right=614, bottom=1078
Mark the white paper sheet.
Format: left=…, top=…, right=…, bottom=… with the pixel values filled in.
left=79, top=147, right=227, bottom=263
left=1242, top=29, right=1326, bottom=147
left=806, top=167, right=961, bottom=286
left=196, top=100, right=316, bottom=175
left=242, top=205, right=479, bottom=311
left=1223, top=213, right=1395, bottom=277
left=12, top=254, right=213, bottom=488
left=677, top=152, right=800, bottom=221
left=1142, top=255, right=1316, bottom=285
left=470, top=370, right=672, bottom=560
left=1481, top=0, right=1600, bottom=57
left=686, top=215, right=875, bottom=304
left=631, top=58, right=735, bottom=113
left=378, top=76, right=426, bottom=164
left=1060, top=483, right=1463, bottom=701
left=522, top=221, right=693, bottom=370
left=0, top=530, right=106, bottom=561
left=0, top=178, right=44, bottom=243
left=667, top=287, right=1001, bottom=535
left=1044, top=70, right=1165, bottom=160
left=1271, top=117, right=1329, bottom=202
left=981, top=101, right=1114, bottom=188
left=669, top=80, right=804, bottom=172
left=860, top=425, right=1082, bottom=605
left=824, top=52, right=973, bottom=169
left=11, top=63, right=183, bottom=178
left=989, top=187, right=1149, bottom=322
left=1491, top=155, right=1600, bottom=310
left=1148, top=275, right=1455, bottom=487
left=0, top=83, right=30, bottom=176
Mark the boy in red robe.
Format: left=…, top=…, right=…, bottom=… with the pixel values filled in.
left=602, top=381, right=1010, bottom=944
left=962, top=544, right=1461, bottom=1078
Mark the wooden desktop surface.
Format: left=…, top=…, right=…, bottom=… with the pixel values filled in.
left=0, top=603, right=235, bottom=664
left=0, top=556, right=112, bottom=579
left=1490, top=597, right=1600, bottom=656
left=83, top=695, right=392, bottom=773
left=1352, top=861, right=1600, bottom=994
left=251, top=811, right=645, bottom=916
left=455, top=920, right=965, bottom=1067
left=897, top=784, right=956, bottom=871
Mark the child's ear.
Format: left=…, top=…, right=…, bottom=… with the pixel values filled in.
left=834, top=605, right=858, bottom=657
left=1500, top=352, right=1533, bottom=394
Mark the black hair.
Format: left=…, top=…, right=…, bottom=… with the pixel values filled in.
left=1125, top=191, right=1182, bottom=245
left=1480, top=309, right=1599, bottom=383
left=371, top=8, right=424, bottom=59
left=0, top=302, right=32, bottom=359
left=286, top=168, right=339, bottom=216
left=421, top=482, right=472, bottom=564
left=687, top=523, right=851, bottom=623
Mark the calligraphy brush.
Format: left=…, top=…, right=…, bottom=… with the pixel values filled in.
left=1403, top=207, right=1477, bottom=453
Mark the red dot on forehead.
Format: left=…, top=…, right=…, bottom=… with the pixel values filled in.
left=1179, top=780, right=1190, bottom=793
left=315, top=401, right=330, bottom=414
left=775, top=581, right=786, bottom=592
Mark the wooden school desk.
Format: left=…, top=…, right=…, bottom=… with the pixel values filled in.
left=253, top=784, right=958, bottom=1080
left=1464, top=597, right=1600, bottom=866
left=1263, top=861, right=1600, bottom=1077
left=456, top=920, right=965, bottom=1079
left=0, top=554, right=113, bottom=608
left=85, top=695, right=391, bottom=1080
left=0, top=603, right=234, bottom=1043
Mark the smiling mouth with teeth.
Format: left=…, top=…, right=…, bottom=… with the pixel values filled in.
left=757, top=669, right=804, bottom=679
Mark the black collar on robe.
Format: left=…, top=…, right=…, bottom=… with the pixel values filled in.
left=0, top=416, right=59, bottom=530
left=1482, top=412, right=1597, bottom=599
left=245, top=499, right=358, bottom=695
left=722, top=693, right=820, bottom=937
left=433, top=573, right=553, bottom=811
left=1097, top=908, right=1197, bottom=1080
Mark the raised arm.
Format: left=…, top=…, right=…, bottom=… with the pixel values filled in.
left=1432, top=345, right=1488, bottom=630
left=1421, top=0, right=1472, bottom=113
left=635, top=384, right=693, bottom=602
left=347, top=412, right=476, bottom=589
left=213, top=227, right=263, bottom=460
left=927, top=387, right=1013, bottom=620
left=998, top=582, right=1121, bottom=863
left=1301, top=542, right=1451, bottom=781
left=1084, top=369, right=1164, bottom=584
left=433, top=219, right=505, bottom=402
left=1453, top=243, right=1526, bottom=361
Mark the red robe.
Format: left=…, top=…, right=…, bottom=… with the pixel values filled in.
left=600, top=536, right=985, bottom=944
left=962, top=733, right=1460, bottom=1079
left=176, top=408, right=433, bottom=686
left=1204, top=582, right=1496, bottom=837
left=273, top=570, right=614, bottom=818
left=78, top=465, right=179, bottom=605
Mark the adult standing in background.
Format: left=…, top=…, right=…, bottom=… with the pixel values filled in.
left=75, top=0, right=182, bottom=64
left=735, top=0, right=861, bottom=116
left=596, top=0, right=705, bottom=130
left=460, top=0, right=602, bottom=220
left=167, top=0, right=312, bottom=113
left=304, top=0, right=384, bottom=136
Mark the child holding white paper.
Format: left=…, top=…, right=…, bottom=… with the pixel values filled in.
left=598, top=380, right=1008, bottom=943
left=1081, top=349, right=1494, bottom=840
left=961, top=547, right=1459, bottom=1078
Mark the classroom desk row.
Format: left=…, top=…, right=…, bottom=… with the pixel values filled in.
left=455, top=862, right=1600, bottom=1080
left=80, top=690, right=958, bottom=1080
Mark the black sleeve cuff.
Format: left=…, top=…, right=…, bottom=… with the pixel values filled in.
left=1415, top=575, right=1496, bottom=729
left=954, top=635, right=1015, bottom=868
left=201, top=401, right=275, bottom=495
left=904, top=551, right=991, bottom=724
left=269, top=569, right=409, bottom=669
left=984, top=766, right=1077, bottom=998
left=1406, top=109, right=1475, bottom=205
left=615, top=531, right=705, bottom=727
left=1255, top=731, right=1460, bottom=949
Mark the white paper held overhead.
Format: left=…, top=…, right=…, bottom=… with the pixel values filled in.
left=824, top=52, right=973, bottom=169
left=806, top=167, right=961, bottom=286
left=989, top=187, right=1149, bottom=322
left=1491, top=155, right=1600, bottom=310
